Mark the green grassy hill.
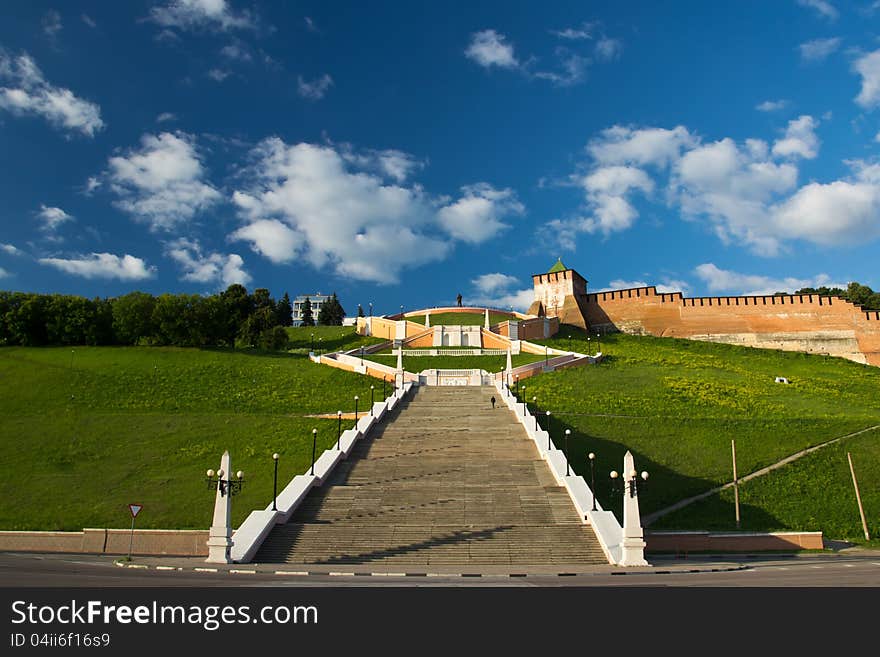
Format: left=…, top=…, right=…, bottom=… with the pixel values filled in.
left=405, top=311, right=511, bottom=326
left=527, top=329, right=880, bottom=543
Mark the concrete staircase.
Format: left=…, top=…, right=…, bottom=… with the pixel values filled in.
left=255, top=386, right=607, bottom=566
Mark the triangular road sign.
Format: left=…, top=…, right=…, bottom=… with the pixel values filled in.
left=128, top=504, right=143, bottom=518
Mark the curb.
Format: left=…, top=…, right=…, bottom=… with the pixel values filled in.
left=113, top=560, right=749, bottom=578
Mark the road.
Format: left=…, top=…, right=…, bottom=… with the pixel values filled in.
left=2, top=552, right=880, bottom=586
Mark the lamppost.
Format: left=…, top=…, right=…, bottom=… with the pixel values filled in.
left=545, top=410, right=551, bottom=450
left=383, top=376, right=387, bottom=399
left=310, top=333, right=314, bottom=353
left=337, top=410, right=343, bottom=450
left=564, top=429, right=571, bottom=475
left=588, top=452, right=597, bottom=511
left=587, top=336, right=591, bottom=354
left=369, top=302, right=373, bottom=317
left=370, top=385, right=375, bottom=415
left=272, top=453, right=279, bottom=511
left=205, top=468, right=244, bottom=497
left=360, top=346, right=365, bottom=366
left=318, top=337, right=323, bottom=355
left=354, top=395, right=359, bottom=421
left=610, top=468, right=649, bottom=497
left=400, top=304, right=404, bottom=317
left=596, top=333, right=601, bottom=352
left=545, top=345, right=548, bottom=367
left=533, top=396, right=538, bottom=431
left=310, top=428, right=318, bottom=476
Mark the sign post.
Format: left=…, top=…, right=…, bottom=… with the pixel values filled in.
left=127, top=504, right=142, bottom=561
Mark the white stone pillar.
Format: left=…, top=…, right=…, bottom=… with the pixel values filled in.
left=396, top=346, right=404, bottom=388
left=425, top=310, right=430, bottom=328
left=619, top=450, right=649, bottom=566
left=484, top=308, right=490, bottom=329
left=206, top=450, right=233, bottom=564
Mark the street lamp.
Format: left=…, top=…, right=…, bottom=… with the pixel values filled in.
left=369, top=302, right=373, bottom=317
left=545, top=345, right=548, bottom=367
left=545, top=410, right=551, bottom=450
left=318, top=337, right=323, bottom=355
left=596, top=333, right=601, bottom=352
left=533, top=396, right=538, bottom=431
left=370, top=385, right=375, bottom=415
left=588, top=452, right=597, bottom=511
left=354, top=395, right=359, bottom=421
left=206, top=468, right=244, bottom=497
left=564, top=429, right=571, bottom=475
left=337, top=410, right=343, bottom=450
left=383, top=376, right=387, bottom=399
left=310, top=428, right=318, bottom=476
left=360, top=346, right=365, bottom=366
left=272, top=453, right=279, bottom=511
left=610, top=469, right=649, bottom=498
left=310, top=333, right=314, bottom=353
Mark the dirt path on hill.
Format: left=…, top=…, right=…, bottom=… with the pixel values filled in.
left=642, top=424, right=880, bottom=526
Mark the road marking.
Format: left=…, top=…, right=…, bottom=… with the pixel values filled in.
left=843, top=564, right=855, bottom=568
left=329, top=572, right=355, bottom=576
left=194, top=567, right=218, bottom=573
left=775, top=567, right=789, bottom=571
left=156, top=566, right=175, bottom=571
left=126, top=564, right=148, bottom=569
left=230, top=569, right=256, bottom=574
left=371, top=572, right=406, bottom=577
left=811, top=565, right=823, bottom=569
left=275, top=571, right=308, bottom=576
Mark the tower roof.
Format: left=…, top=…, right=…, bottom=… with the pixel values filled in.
left=547, top=258, right=568, bottom=273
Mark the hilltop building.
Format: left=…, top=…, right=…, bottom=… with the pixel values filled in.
left=292, top=293, right=331, bottom=326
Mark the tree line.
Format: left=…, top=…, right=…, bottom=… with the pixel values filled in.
left=787, top=281, right=880, bottom=311
left=0, top=284, right=340, bottom=350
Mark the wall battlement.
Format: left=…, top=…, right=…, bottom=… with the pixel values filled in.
left=531, top=264, right=880, bottom=366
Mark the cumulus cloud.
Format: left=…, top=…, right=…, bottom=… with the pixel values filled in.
left=0, top=50, right=104, bottom=136
left=695, top=263, right=845, bottom=296
left=756, top=99, right=788, bottom=112
left=207, top=68, right=231, bottom=82
left=297, top=74, right=333, bottom=100
left=105, top=131, right=221, bottom=231
left=577, top=165, right=655, bottom=234
left=230, top=139, right=523, bottom=283
left=149, top=0, right=255, bottom=32
left=468, top=272, right=534, bottom=311
left=550, top=24, right=595, bottom=40
left=854, top=49, right=880, bottom=108
left=595, top=37, right=622, bottom=61
left=798, top=37, right=841, bottom=62
left=772, top=115, right=820, bottom=159
left=436, top=183, right=524, bottom=243
left=465, top=29, right=519, bottom=69
left=796, top=0, right=838, bottom=21
left=42, top=10, right=62, bottom=40
left=81, top=14, right=97, bottom=28
left=600, top=278, right=691, bottom=294
left=220, top=41, right=251, bottom=61
left=0, top=266, right=9, bottom=279
left=165, top=238, right=251, bottom=287
left=38, top=252, right=156, bottom=280
left=588, top=125, right=698, bottom=168
left=36, top=205, right=74, bottom=233
left=533, top=50, right=589, bottom=87
left=156, top=112, right=177, bottom=123
left=1, top=243, right=23, bottom=256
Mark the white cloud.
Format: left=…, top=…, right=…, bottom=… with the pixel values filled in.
left=38, top=253, right=156, bottom=280
left=601, top=278, right=690, bottom=294
left=81, top=14, right=97, bottom=28
left=465, top=30, right=518, bottom=69
left=798, top=37, right=841, bottom=61
left=220, top=42, right=251, bottom=61
left=796, top=0, right=838, bottom=20
left=149, top=0, right=255, bottom=32
left=436, top=183, right=524, bottom=243
left=106, top=131, right=221, bottom=232
left=42, top=10, right=62, bottom=39
left=165, top=238, right=251, bottom=287
left=854, top=49, right=880, bottom=108
left=304, top=17, right=319, bottom=33
left=550, top=23, right=595, bottom=40
left=756, top=99, right=788, bottom=112
left=595, top=37, right=622, bottom=61
left=588, top=125, right=697, bottom=168
left=576, top=165, right=654, bottom=234
left=695, top=263, right=845, bottom=296
left=772, top=115, right=820, bottom=159
left=468, top=272, right=533, bottom=311
left=0, top=50, right=104, bottom=137
left=0, top=266, right=9, bottom=279
left=207, top=68, right=231, bottom=82
left=228, top=219, right=301, bottom=263
left=533, top=50, right=589, bottom=87
left=1, top=243, right=22, bottom=256
left=297, top=74, right=333, bottom=100
left=156, top=112, right=177, bottom=123
left=36, top=205, right=74, bottom=232
left=84, top=176, right=101, bottom=195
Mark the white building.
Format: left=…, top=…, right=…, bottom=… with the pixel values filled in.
left=292, top=293, right=331, bottom=326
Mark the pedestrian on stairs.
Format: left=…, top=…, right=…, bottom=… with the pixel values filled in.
left=490, top=395, right=496, bottom=409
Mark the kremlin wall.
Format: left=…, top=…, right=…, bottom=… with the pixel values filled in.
left=528, top=261, right=880, bottom=367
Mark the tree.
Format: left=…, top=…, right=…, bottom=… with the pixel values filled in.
left=317, top=293, right=345, bottom=325
left=112, top=292, right=156, bottom=345
left=276, top=292, right=293, bottom=327
left=238, top=306, right=277, bottom=347
left=252, top=288, right=275, bottom=312
left=300, top=297, right=315, bottom=327
left=220, top=284, right=253, bottom=347
left=258, top=326, right=289, bottom=351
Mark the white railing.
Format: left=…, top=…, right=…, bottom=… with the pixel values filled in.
left=401, top=348, right=507, bottom=356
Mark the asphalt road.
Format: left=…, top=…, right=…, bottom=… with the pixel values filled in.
left=2, top=552, right=880, bottom=587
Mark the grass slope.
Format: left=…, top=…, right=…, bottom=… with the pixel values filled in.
left=406, top=311, right=510, bottom=326
left=525, top=329, right=880, bottom=542
left=0, top=346, right=388, bottom=531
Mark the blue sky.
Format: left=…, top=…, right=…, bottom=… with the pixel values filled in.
left=2, top=0, right=880, bottom=316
